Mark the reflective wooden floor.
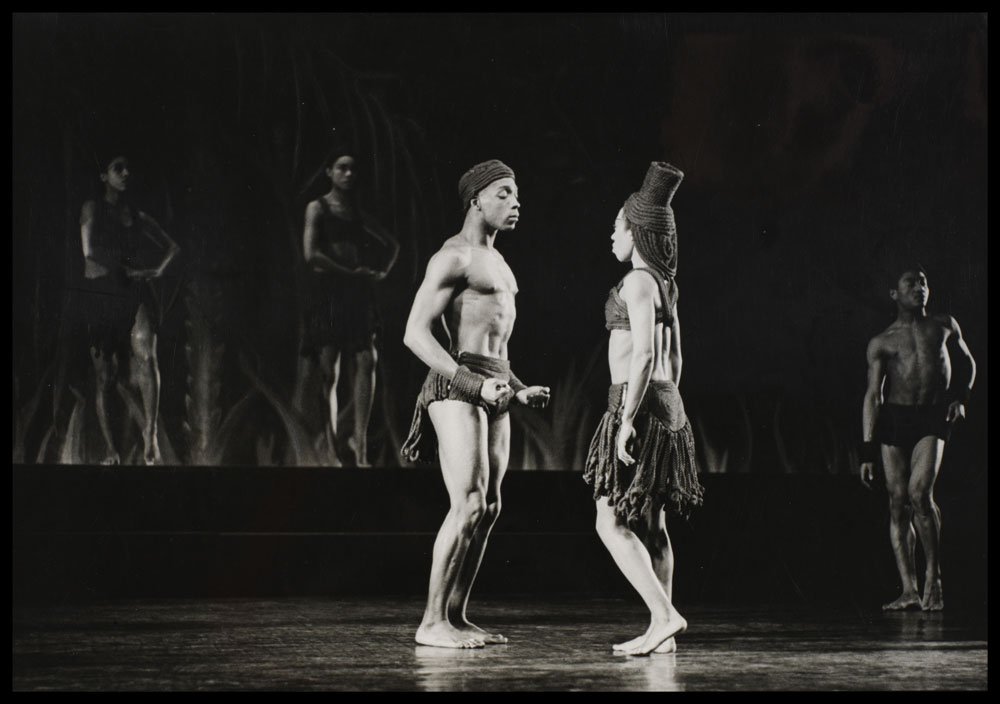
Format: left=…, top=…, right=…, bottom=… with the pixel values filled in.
left=13, top=598, right=987, bottom=691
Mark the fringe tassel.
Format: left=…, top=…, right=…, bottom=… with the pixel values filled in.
left=584, top=408, right=704, bottom=528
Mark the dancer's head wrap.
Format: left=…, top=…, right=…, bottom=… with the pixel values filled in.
left=458, top=159, right=515, bottom=211
left=623, top=161, right=684, bottom=279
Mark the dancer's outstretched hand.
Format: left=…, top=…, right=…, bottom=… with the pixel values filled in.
left=515, top=386, right=551, bottom=408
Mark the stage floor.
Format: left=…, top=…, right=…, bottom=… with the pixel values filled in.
left=13, top=597, right=987, bottom=691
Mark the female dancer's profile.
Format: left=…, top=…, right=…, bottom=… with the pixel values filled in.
left=583, top=161, right=704, bottom=655
left=77, top=152, right=180, bottom=465
left=296, top=146, right=398, bottom=466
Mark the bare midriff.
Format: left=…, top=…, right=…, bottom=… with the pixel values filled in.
left=608, top=325, right=672, bottom=385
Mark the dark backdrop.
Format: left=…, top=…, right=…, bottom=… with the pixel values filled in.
left=12, top=13, right=987, bottom=475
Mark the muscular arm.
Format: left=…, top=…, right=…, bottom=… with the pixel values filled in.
left=669, top=304, right=682, bottom=385
left=302, top=201, right=367, bottom=276
left=862, top=337, right=886, bottom=444
left=403, top=248, right=467, bottom=379
left=80, top=200, right=122, bottom=272
left=620, top=273, right=657, bottom=425
left=947, top=316, right=977, bottom=397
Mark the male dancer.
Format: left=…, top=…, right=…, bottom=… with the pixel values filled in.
left=860, top=265, right=976, bottom=611
left=402, top=160, right=550, bottom=648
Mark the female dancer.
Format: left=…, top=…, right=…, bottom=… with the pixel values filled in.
left=78, top=152, right=179, bottom=465
left=584, top=161, right=704, bottom=655
left=297, top=146, right=399, bottom=466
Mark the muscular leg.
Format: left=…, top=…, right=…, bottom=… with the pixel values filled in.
left=614, top=508, right=677, bottom=653
left=318, top=346, right=342, bottom=466
left=595, top=499, right=687, bottom=655
left=91, top=347, right=120, bottom=465
left=882, top=444, right=920, bottom=610
left=909, top=436, right=945, bottom=611
left=415, top=401, right=490, bottom=649
left=348, top=340, right=377, bottom=467
left=130, top=305, right=161, bottom=465
left=448, top=413, right=509, bottom=644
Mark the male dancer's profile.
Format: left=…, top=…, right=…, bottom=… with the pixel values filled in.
left=860, top=264, right=976, bottom=611
left=401, top=159, right=550, bottom=648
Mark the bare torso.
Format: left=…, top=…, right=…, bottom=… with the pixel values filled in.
left=444, top=236, right=518, bottom=358
left=875, top=315, right=954, bottom=405
left=608, top=274, right=672, bottom=384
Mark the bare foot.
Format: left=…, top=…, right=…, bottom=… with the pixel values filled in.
left=613, top=631, right=646, bottom=652
left=624, top=613, right=687, bottom=656
left=143, top=431, right=162, bottom=466
left=314, top=433, right=342, bottom=467
left=882, top=591, right=921, bottom=611
left=100, top=453, right=121, bottom=465
left=614, top=630, right=676, bottom=653
left=653, top=637, right=677, bottom=654
left=455, top=619, right=508, bottom=645
left=921, top=579, right=944, bottom=611
left=348, top=436, right=371, bottom=467
left=415, top=622, right=485, bottom=649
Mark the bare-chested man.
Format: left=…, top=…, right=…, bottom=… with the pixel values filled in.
left=401, top=159, right=550, bottom=648
left=860, top=265, right=976, bottom=611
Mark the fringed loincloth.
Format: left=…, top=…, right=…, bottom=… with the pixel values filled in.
left=584, top=380, right=704, bottom=527
left=400, top=351, right=513, bottom=464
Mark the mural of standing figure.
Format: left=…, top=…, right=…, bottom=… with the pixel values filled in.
left=77, top=153, right=180, bottom=465
left=296, top=146, right=399, bottom=467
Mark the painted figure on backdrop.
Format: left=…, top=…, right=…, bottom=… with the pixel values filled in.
left=76, top=153, right=180, bottom=465
left=295, top=146, right=399, bottom=466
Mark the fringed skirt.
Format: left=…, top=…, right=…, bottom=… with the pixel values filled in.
left=400, top=351, right=513, bottom=464
left=584, top=380, right=704, bottom=528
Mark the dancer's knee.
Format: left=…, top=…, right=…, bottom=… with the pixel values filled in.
left=356, top=346, right=377, bottom=372
left=908, top=486, right=935, bottom=517
left=888, top=492, right=911, bottom=520
left=454, top=491, right=488, bottom=529
left=483, top=498, right=502, bottom=524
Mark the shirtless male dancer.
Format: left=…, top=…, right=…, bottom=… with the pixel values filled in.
left=860, top=265, right=976, bottom=611
left=401, top=159, right=550, bottom=648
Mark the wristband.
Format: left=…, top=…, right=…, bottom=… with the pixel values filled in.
left=449, top=365, right=487, bottom=404
left=508, top=371, right=527, bottom=394
left=859, top=440, right=879, bottom=464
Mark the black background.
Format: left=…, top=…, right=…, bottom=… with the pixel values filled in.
left=12, top=13, right=987, bottom=474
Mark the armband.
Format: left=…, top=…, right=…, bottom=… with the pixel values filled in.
left=449, top=366, right=487, bottom=404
